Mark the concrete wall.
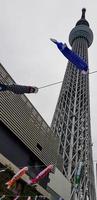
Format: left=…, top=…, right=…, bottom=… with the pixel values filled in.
left=48, top=168, right=71, bottom=200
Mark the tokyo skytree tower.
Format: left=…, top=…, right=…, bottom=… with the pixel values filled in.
left=51, top=9, right=96, bottom=200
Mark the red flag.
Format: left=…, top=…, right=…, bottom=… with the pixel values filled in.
left=28, top=164, right=53, bottom=184
left=6, top=167, right=28, bottom=189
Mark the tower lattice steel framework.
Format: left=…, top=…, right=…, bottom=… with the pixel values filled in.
left=51, top=9, right=96, bottom=200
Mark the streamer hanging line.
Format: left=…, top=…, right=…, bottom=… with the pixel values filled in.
left=39, top=81, right=62, bottom=89
left=39, top=70, right=97, bottom=90
left=89, top=70, right=97, bottom=74
left=0, top=195, right=46, bottom=199
left=0, top=164, right=47, bottom=174
left=0, top=71, right=97, bottom=92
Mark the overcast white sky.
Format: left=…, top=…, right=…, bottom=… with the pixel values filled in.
left=0, top=0, right=97, bottom=184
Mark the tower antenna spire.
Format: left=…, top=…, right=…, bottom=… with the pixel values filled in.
left=81, top=8, right=86, bottom=19
left=75, top=8, right=89, bottom=27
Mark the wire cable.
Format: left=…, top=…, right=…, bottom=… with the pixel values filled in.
left=39, top=81, right=62, bottom=89
left=89, top=70, right=97, bottom=74
left=39, top=70, right=97, bottom=90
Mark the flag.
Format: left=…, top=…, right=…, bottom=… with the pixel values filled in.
left=0, top=83, right=38, bottom=94
left=50, top=38, right=88, bottom=72
left=28, top=164, right=53, bottom=184
left=6, top=167, right=28, bottom=189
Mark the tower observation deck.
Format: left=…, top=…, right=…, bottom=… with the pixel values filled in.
left=51, top=9, right=96, bottom=200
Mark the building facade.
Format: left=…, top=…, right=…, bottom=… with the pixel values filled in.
left=0, top=63, right=59, bottom=191
left=0, top=64, right=71, bottom=200
left=51, top=9, right=96, bottom=200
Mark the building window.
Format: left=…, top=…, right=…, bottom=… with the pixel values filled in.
left=37, top=143, right=42, bottom=151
